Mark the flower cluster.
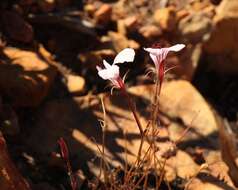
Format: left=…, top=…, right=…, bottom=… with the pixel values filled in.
left=96, top=44, right=185, bottom=89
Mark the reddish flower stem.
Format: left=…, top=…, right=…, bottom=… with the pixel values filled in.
left=58, top=138, right=77, bottom=190
left=118, top=77, right=144, bottom=161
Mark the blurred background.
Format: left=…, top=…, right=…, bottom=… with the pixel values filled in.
left=0, top=0, right=238, bottom=189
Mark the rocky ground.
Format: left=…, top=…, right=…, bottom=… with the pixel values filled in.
left=0, top=0, right=238, bottom=189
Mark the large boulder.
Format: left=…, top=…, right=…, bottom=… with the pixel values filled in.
left=0, top=47, right=57, bottom=107
left=204, top=0, right=238, bottom=73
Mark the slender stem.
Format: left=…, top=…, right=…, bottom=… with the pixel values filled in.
left=120, top=85, right=144, bottom=162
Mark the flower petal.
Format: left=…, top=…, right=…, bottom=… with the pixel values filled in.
left=149, top=53, right=159, bottom=69
left=113, top=48, right=135, bottom=64
left=98, top=65, right=119, bottom=80
left=103, top=60, right=111, bottom=69
left=96, top=66, right=102, bottom=71
left=143, top=47, right=161, bottom=55
left=168, top=44, right=185, bottom=52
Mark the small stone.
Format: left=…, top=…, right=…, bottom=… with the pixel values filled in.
left=176, top=9, right=190, bottom=21
left=78, top=49, right=116, bottom=69
left=154, top=7, right=177, bottom=31
left=117, top=16, right=139, bottom=35
left=124, top=16, right=138, bottom=30
left=84, top=4, right=96, bottom=16
left=139, top=25, right=162, bottom=39
left=95, top=4, right=112, bottom=25
left=65, top=74, right=85, bottom=95
left=38, top=0, right=55, bottom=13
left=107, top=31, right=140, bottom=52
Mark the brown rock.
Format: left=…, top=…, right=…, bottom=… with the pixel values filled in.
left=105, top=31, right=140, bottom=52
left=159, top=80, right=217, bottom=142
left=139, top=25, right=162, bottom=39
left=203, top=0, right=238, bottom=73
left=154, top=7, right=177, bottom=31
left=78, top=49, right=116, bottom=69
left=117, top=16, right=139, bottom=36
left=95, top=4, right=112, bottom=25
left=1, top=11, right=34, bottom=43
left=172, top=43, right=202, bottom=80
left=19, top=0, right=33, bottom=6
left=0, top=131, right=31, bottom=190
left=65, top=74, right=85, bottom=95
left=176, top=9, right=190, bottom=21
left=38, top=0, right=55, bottom=13
left=56, top=0, right=71, bottom=9
left=165, top=150, right=199, bottom=181
left=178, top=13, right=212, bottom=43
left=0, top=101, right=19, bottom=136
left=0, top=47, right=57, bottom=107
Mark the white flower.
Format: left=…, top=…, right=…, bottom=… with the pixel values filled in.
left=96, top=48, right=135, bottom=88
left=144, top=44, right=185, bottom=70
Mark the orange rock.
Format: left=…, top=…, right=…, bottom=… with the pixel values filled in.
left=139, top=25, right=162, bottom=39
left=154, top=7, right=177, bottom=31
left=95, top=4, right=112, bottom=25
left=65, top=74, right=85, bottom=95
left=0, top=47, right=57, bottom=107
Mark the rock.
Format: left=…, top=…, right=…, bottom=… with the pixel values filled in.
left=117, top=16, right=139, bottom=36
left=0, top=131, right=31, bottom=190
left=172, top=43, right=202, bottom=80
left=153, top=7, right=177, bottom=31
left=0, top=11, right=34, bottom=43
left=126, top=80, right=218, bottom=142
left=178, top=13, right=212, bottom=43
left=56, top=0, right=71, bottom=9
left=0, top=47, right=57, bottom=107
left=102, top=31, right=140, bottom=52
left=139, top=25, right=162, bottom=39
left=123, top=16, right=139, bottom=31
left=84, top=4, right=96, bottom=16
left=78, top=49, right=116, bottom=69
left=176, top=9, right=190, bottom=21
left=38, top=0, right=55, bottom=13
left=159, top=80, right=218, bottom=142
left=65, top=74, right=85, bottom=95
left=186, top=177, right=233, bottom=190
left=165, top=150, right=199, bottom=181
left=23, top=80, right=218, bottom=177
left=203, top=0, right=238, bottom=73
left=19, top=0, right=33, bottom=6
left=33, top=182, right=56, bottom=190
left=94, top=4, right=112, bottom=25
left=0, top=100, right=19, bottom=136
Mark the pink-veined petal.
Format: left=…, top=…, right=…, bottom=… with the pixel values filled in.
left=113, top=48, right=135, bottom=64
left=149, top=53, right=159, bottom=69
left=168, top=44, right=185, bottom=52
